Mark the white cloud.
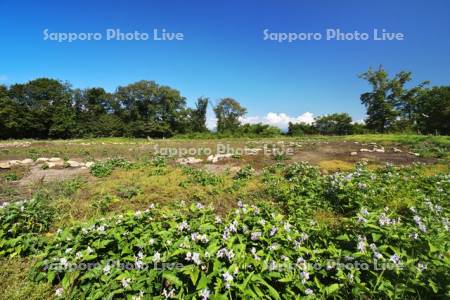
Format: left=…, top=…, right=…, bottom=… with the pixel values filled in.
left=240, top=112, right=315, bottom=130
left=0, top=75, right=7, bottom=81
left=206, top=112, right=315, bottom=131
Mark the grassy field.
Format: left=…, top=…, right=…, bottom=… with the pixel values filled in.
left=0, top=135, right=449, bottom=299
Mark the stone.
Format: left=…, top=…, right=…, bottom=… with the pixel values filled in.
left=374, top=148, right=385, bottom=153
left=8, top=160, right=21, bottom=166
left=20, top=158, right=34, bottom=165
left=408, top=152, right=420, bottom=157
left=359, top=148, right=373, bottom=152
left=392, top=148, right=402, bottom=153
left=36, top=157, right=50, bottom=163
left=350, top=152, right=358, bottom=156
left=0, top=162, right=11, bottom=169
left=85, top=161, right=95, bottom=168
left=67, top=160, right=82, bottom=168
left=207, top=153, right=233, bottom=163
left=176, top=157, right=203, bottom=165
left=49, top=157, right=63, bottom=162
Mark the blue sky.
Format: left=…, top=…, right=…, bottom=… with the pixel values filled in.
left=1, top=0, right=449, bottom=128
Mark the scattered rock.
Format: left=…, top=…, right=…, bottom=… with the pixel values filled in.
left=408, top=152, right=420, bottom=157
left=374, top=148, right=385, bottom=153
left=0, top=162, right=11, bottom=169
left=66, top=160, right=83, bottom=168
left=36, top=157, right=50, bottom=163
left=207, top=153, right=233, bottom=163
left=350, top=152, right=358, bottom=156
left=20, top=158, right=34, bottom=165
left=85, top=161, right=95, bottom=168
left=359, top=148, right=372, bottom=152
left=47, top=161, right=64, bottom=169
left=49, top=157, right=63, bottom=162
left=176, top=157, right=203, bottom=165
left=392, top=148, right=402, bottom=153
left=8, top=160, right=22, bottom=166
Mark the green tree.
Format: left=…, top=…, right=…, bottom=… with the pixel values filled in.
left=190, top=97, right=209, bottom=132
left=360, top=67, right=428, bottom=132
left=8, top=78, right=73, bottom=138
left=314, top=113, right=353, bottom=135
left=114, top=80, right=187, bottom=138
left=416, top=86, right=450, bottom=135
left=359, top=67, right=398, bottom=132
left=287, top=122, right=317, bottom=136
left=213, top=98, right=247, bottom=133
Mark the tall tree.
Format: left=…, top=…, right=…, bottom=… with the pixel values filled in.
left=416, top=86, right=450, bottom=135
left=8, top=78, right=73, bottom=138
left=359, top=67, right=397, bottom=132
left=114, top=80, right=187, bottom=138
left=213, top=98, right=247, bottom=133
left=190, top=97, right=209, bottom=132
left=360, top=67, right=428, bottom=132
left=314, top=113, right=353, bottom=135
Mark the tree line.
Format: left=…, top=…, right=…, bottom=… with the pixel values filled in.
left=0, top=66, right=448, bottom=139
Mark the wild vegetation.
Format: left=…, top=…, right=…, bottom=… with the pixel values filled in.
left=0, top=136, right=449, bottom=299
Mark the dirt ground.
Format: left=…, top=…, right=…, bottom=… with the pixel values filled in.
left=0, top=139, right=440, bottom=190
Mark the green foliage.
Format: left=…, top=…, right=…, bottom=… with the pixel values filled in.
left=90, top=158, right=134, bottom=178
left=0, top=194, right=54, bottom=256
left=359, top=66, right=431, bottom=133
left=116, top=185, right=141, bottom=200
left=416, top=86, right=450, bottom=135
left=238, top=123, right=282, bottom=137
left=181, top=167, right=223, bottom=186
left=214, top=98, right=247, bottom=133
left=287, top=122, right=317, bottom=136
left=91, top=195, right=114, bottom=215
left=233, top=165, right=254, bottom=180
left=314, top=113, right=354, bottom=135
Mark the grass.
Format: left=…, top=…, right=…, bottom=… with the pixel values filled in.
left=0, top=135, right=449, bottom=299
left=0, top=258, right=52, bottom=300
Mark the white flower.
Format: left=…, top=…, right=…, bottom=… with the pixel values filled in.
left=86, top=246, right=94, bottom=254
left=55, top=288, right=64, bottom=297
left=199, top=288, right=210, bottom=300
left=217, top=248, right=234, bottom=261
left=196, top=202, right=204, bottom=209
left=65, top=248, right=72, bottom=254
left=300, top=271, right=310, bottom=283
left=103, top=264, right=111, bottom=274
left=97, top=225, right=106, bottom=232
left=305, top=288, right=314, bottom=295
left=121, top=278, right=131, bottom=288
left=269, top=226, right=278, bottom=237
left=390, top=254, right=400, bottom=265
left=153, top=251, right=161, bottom=263
left=132, top=291, right=144, bottom=300
left=222, top=272, right=233, bottom=289
left=59, top=257, right=69, bottom=268
left=215, top=216, right=222, bottom=224
left=149, top=238, right=155, bottom=245
left=178, top=220, right=190, bottom=231
left=251, top=231, right=262, bottom=241
left=75, top=251, right=83, bottom=260
left=162, top=288, right=175, bottom=299
left=417, top=262, right=427, bottom=271
left=357, top=236, right=367, bottom=253
left=251, top=247, right=260, bottom=260
left=284, top=222, right=292, bottom=232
